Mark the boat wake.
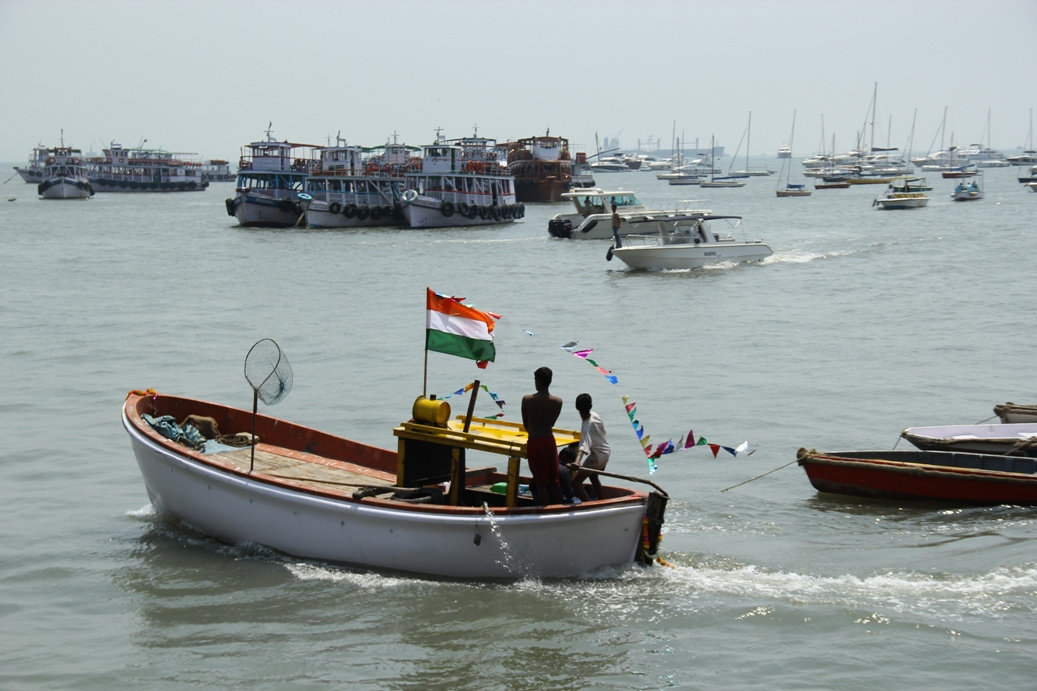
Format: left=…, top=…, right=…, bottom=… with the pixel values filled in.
left=653, top=555, right=1037, bottom=619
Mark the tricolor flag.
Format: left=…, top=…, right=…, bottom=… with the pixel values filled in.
left=425, top=288, right=497, bottom=364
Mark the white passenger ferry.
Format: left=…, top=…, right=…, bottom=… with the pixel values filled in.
left=225, top=124, right=319, bottom=227
left=399, top=131, right=522, bottom=228
left=304, top=135, right=414, bottom=229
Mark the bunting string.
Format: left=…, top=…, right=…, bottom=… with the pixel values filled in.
left=560, top=340, right=752, bottom=474
left=433, top=381, right=506, bottom=418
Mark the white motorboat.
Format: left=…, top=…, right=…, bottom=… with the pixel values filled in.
left=872, top=177, right=929, bottom=209
left=226, top=124, right=319, bottom=227
left=901, top=423, right=1037, bottom=457
left=303, top=135, right=412, bottom=229
left=399, top=132, right=521, bottom=228
left=122, top=390, right=668, bottom=579
left=951, top=176, right=984, bottom=201
left=606, top=213, right=772, bottom=270
left=547, top=188, right=693, bottom=239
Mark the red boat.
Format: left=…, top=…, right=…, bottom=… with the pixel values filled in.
left=796, top=448, right=1037, bottom=504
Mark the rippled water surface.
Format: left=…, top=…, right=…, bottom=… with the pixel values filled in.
left=2, top=164, right=1035, bottom=688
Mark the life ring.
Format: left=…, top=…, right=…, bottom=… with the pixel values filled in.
left=466, top=161, right=476, bottom=173
left=298, top=193, right=312, bottom=201
left=105, top=157, right=112, bottom=164
left=401, top=189, right=418, bottom=205
left=46, top=157, right=55, bottom=164
left=441, top=201, right=455, bottom=217
left=476, top=161, right=484, bottom=173
left=344, top=203, right=358, bottom=218
left=329, top=202, right=342, bottom=214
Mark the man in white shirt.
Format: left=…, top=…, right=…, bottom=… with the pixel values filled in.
left=570, top=393, right=610, bottom=501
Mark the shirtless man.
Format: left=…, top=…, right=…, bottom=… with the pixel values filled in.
left=521, top=366, right=564, bottom=505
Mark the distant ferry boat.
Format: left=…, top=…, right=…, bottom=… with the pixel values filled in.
left=399, top=132, right=521, bottom=228
left=303, top=136, right=412, bottom=229
left=86, top=143, right=209, bottom=192
left=12, top=143, right=50, bottom=183
left=225, top=124, right=319, bottom=227
left=507, top=132, right=573, bottom=202
left=777, top=144, right=792, bottom=159
left=37, top=140, right=95, bottom=200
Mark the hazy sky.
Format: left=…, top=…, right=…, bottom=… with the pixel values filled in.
left=2, top=0, right=1034, bottom=163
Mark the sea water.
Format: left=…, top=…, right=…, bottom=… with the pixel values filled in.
left=1, top=164, right=1035, bottom=688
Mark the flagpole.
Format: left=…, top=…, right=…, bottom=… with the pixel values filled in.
left=423, top=345, right=428, bottom=398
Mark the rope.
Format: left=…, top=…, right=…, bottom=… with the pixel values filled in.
left=720, top=459, right=800, bottom=493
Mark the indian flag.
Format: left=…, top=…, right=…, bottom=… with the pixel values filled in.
left=425, top=288, right=497, bottom=363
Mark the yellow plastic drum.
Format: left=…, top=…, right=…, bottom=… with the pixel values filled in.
left=413, top=396, right=450, bottom=427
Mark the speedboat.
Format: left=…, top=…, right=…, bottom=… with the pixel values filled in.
left=606, top=213, right=772, bottom=270
left=547, top=188, right=691, bottom=240
left=872, top=177, right=929, bottom=209
left=951, top=178, right=983, bottom=201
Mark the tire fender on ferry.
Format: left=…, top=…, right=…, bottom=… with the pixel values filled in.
left=356, top=205, right=370, bottom=220
left=344, top=203, right=358, bottom=218
left=441, top=201, right=455, bottom=217
left=458, top=202, right=470, bottom=217
left=329, top=202, right=342, bottom=214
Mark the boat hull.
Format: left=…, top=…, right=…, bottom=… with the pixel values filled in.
left=901, top=423, right=1037, bottom=456
left=123, top=394, right=653, bottom=578
left=995, top=403, right=1037, bottom=423
left=400, top=197, right=520, bottom=228
left=228, top=192, right=306, bottom=228
left=611, top=242, right=772, bottom=270
left=797, top=448, right=1037, bottom=504
left=305, top=200, right=404, bottom=229
left=38, top=177, right=94, bottom=199
left=875, top=196, right=929, bottom=209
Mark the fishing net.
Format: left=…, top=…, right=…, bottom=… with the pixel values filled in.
left=243, top=338, right=292, bottom=472
left=245, top=338, right=293, bottom=405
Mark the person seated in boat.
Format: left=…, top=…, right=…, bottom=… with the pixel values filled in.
left=568, top=393, right=611, bottom=502
left=532, top=444, right=579, bottom=505
left=521, top=366, right=564, bottom=505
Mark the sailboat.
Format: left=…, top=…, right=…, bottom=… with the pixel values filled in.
left=701, top=136, right=745, bottom=188
left=776, top=111, right=811, bottom=197
left=728, top=112, right=773, bottom=177
left=1007, top=108, right=1037, bottom=167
